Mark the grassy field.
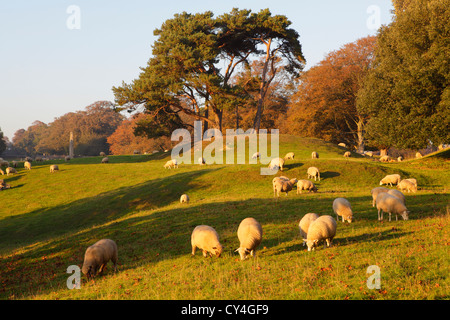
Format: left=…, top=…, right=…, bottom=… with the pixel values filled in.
left=0, top=135, right=449, bottom=300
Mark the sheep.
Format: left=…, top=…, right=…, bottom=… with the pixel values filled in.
left=387, top=189, right=406, bottom=204
left=101, top=157, right=109, bottom=163
left=343, top=151, right=351, bottom=158
left=235, top=217, right=263, bottom=260
left=0, top=169, right=4, bottom=175
left=379, top=174, right=401, bottom=187
left=397, top=179, right=417, bottom=193
left=273, top=178, right=298, bottom=197
left=371, top=187, right=389, bottom=207
left=364, top=151, right=373, bottom=157
left=1, top=160, right=9, bottom=167
left=338, top=143, right=347, bottom=148
left=198, top=157, right=205, bottom=165
left=311, top=151, right=319, bottom=159
left=164, top=159, right=178, bottom=169
left=24, top=161, right=31, bottom=170
left=191, top=225, right=223, bottom=258
left=397, top=156, right=403, bottom=162
left=284, top=152, right=295, bottom=160
left=180, top=194, right=189, bottom=204
left=306, top=215, right=337, bottom=251
left=65, top=156, right=71, bottom=161
left=12, top=161, right=18, bottom=168
left=252, top=152, right=260, bottom=159
left=6, top=167, right=16, bottom=176
left=82, top=239, right=118, bottom=280
left=376, top=192, right=409, bottom=221
left=296, top=180, right=318, bottom=194
left=405, top=178, right=417, bottom=188
left=99, top=152, right=106, bottom=157
left=415, top=152, right=422, bottom=159
left=332, top=198, right=353, bottom=223
left=268, top=157, right=285, bottom=171
left=380, top=155, right=390, bottom=162
left=307, top=166, right=320, bottom=181
left=298, top=213, right=319, bottom=246
left=50, top=164, right=59, bottom=173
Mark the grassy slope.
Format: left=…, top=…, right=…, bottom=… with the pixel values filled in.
left=0, top=135, right=448, bottom=300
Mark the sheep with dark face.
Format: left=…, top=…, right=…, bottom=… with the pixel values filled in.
left=82, top=239, right=118, bottom=279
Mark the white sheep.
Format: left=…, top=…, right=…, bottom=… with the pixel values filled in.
left=376, top=192, right=409, bottom=221
left=273, top=178, right=298, bottom=197
left=99, top=152, right=106, bottom=157
left=82, top=239, right=118, bottom=279
left=311, top=151, right=319, bottom=159
left=397, top=179, right=417, bottom=193
left=284, top=152, right=295, bottom=160
left=24, top=161, right=32, bottom=170
left=298, top=213, right=319, bottom=246
left=364, top=151, right=373, bottom=157
left=380, top=155, right=390, bottom=162
left=0, top=169, right=4, bottom=175
left=332, top=198, right=353, bottom=223
left=405, top=178, right=417, bottom=188
left=235, top=217, right=263, bottom=260
left=191, top=225, right=223, bottom=258
left=252, top=152, right=260, bottom=159
left=198, top=157, right=205, bottom=165
left=415, top=152, right=422, bottom=159
left=306, top=215, right=337, bottom=251
left=397, top=156, right=403, bottom=162
left=343, top=151, right=351, bottom=158
left=180, top=194, right=189, bottom=204
left=387, top=189, right=406, bottom=204
left=268, top=157, right=285, bottom=171
left=296, top=180, right=318, bottom=194
left=379, top=174, right=401, bottom=186
left=338, top=143, right=347, bottom=148
left=164, top=159, right=178, bottom=169
left=307, top=167, right=320, bottom=181
left=371, top=187, right=389, bottom=207
left=6, top=167, right=16, bottom=176
left=101, top=157, right=109, bottom=163
left=50, top=164, right=59, bottom=173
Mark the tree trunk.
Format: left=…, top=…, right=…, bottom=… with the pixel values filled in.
left=235, top=105, right=239, bottom=130
left=356, top=118, right=365, bottom=153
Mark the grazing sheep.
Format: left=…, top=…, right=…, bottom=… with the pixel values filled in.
left=164, top=159, right=178, bottom=169
left=296, top=180, right=318, bottom=194
left=191, top=225, right=223, bottom=258
left=101, top=157, right=109, bottom=163
left=235, top=217, right=263, bottom=260
left=6, top=167, right=16, bottom=176
left=82, top=239, right=118, bottom=279
left=252, top=152, right=260, bottom=159
left=268, top=157, right=285, bottom=171
left=0, top=169, right=4, bottom=175
left=338, top=143, right=347, bottom=148
left=198, top=157, right=205, bottom=165
left=397, top=156, right=403, bottom=162
left=50, top=164, right=59, bottom=173
left=24, top=161, right=31, bottom=170
left=371, top=187, right=389, bottom=207
left=0, top=179, right=11, bottom=190
left=311, top=151, right=319, bottom=159
left=343, top=151, right=351, bottom=158
left=180, top=194, right=189, bottom=204
left=306, top=215, right=337, bottom=251
left=273, top=178, right=298, bottom=197
left=284, top=152, right=295, bottom=160
left=415, top=152, right=422, bottom=159
left=380, top=155, right=390, bottom=162
left=405, top=178, right=417, bottom=188
left=307, top=167, right=320, bottom=181
left=298, top=213, right=319, bottom=246
left=376, top=192, right=409, bottom=221
left=364, top=151, right=373, bottom=157
left=99, top=152, right=106, bottom=157
left=387, top=189, right=406, bottom=204
left=379, top=174, right=401, bottom=187
left=397, top=179, right=417, bottom=193
left=332, top=198, right=353, bottom=223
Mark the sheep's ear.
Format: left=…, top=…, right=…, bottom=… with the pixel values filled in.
left=212, top=247, right=217, bottom=250
left=314, top=240, right=318, bottom=244
left=234, top=248, right=240, bottom=252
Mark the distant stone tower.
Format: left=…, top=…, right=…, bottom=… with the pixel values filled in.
left=69, top=132, right=74, bottom=159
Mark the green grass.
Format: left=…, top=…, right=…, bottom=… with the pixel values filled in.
left=0, top=135, right=449, bottom=300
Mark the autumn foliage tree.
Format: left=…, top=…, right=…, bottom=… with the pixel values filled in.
left=284, top=36, right=376, bottom=151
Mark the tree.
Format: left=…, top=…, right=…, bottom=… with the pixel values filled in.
left=12, top=121, right=48, bottom=156
left=112, top=8, right=305, bottom=133
left=0, top=128, right=6, bottom=155
left=357, top=0, right=450, bottom=150
left=284, top=36, right=376, bottom=151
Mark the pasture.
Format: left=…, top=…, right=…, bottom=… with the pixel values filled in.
left=0, top=135, right=448, bottom=300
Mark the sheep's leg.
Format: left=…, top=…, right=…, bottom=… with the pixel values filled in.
left=326, top=239, right=331, bottom=247
left=191, top=245, right=196, bottom=256
left=202, top=250, right=208, bottom=258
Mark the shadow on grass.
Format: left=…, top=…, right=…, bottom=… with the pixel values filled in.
left=0, top=191, right=447, bottom=299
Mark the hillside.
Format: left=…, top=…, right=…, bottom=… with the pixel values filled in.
left=0, top=135, right=449, bottom=300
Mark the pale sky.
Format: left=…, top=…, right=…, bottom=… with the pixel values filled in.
left=0, top=0, right=394, bottom=141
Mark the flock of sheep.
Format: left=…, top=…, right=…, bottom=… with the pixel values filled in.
left=1, top=147, right=419, bottom=281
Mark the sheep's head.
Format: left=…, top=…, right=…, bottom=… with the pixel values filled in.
left=235, top=247, right=251, bottom=260
left=81, top=262, right=98, bottom=279
left=306, top=239, right=319, bottom=252
left=212, top=244, right=223, bottom=257
left=401, top=210, right=409, bottom=220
